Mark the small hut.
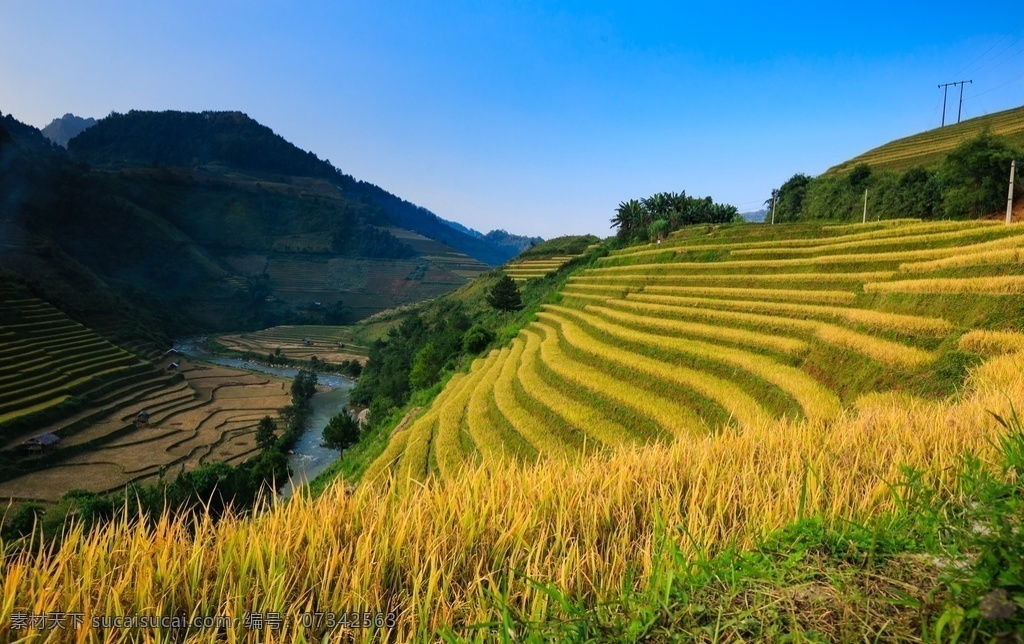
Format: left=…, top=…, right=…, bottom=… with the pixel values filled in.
left=137, top=410, right=150, bottom=425
left=303, top=338, right=314, bottom=347
left=167, top=362, right=179, bottom=371
left=23, top=433, right=60, bottom=454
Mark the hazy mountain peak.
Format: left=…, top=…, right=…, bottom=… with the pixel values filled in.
left=41, top=113, right=97, bottom=147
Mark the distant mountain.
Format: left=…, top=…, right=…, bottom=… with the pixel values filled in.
left=437, top=216, right=485, bottom=239
left=68, top=110, right=515, bottom=266
left=740, top=209, right=767, bottom=223
left=483, top=229, right=544, bottom=255
left=41, top=113, right=96, bottom=147
left=0, top=109, right=502, bottom=332
left=436, top=218, right=542, bottom=259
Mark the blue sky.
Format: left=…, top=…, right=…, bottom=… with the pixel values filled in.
left=2, top=1, right=1023, bottom=238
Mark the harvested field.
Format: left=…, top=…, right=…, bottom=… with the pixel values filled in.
left=217, top=324, right=369, bottom=364
left=0, top=360, right=290, bottom=503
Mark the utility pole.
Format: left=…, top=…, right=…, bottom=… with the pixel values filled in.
left=862, top=188, right=868, bottom=224
left=770, top=192, right=777, bottom=225
left=957, top=80, right=972, bottom=124
left=938, top=80, right=972, bottom=126
left=1007, top=159, right=1016, bottom=225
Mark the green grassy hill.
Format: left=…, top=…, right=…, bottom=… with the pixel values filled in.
left=827, top=104, right=1024, bottom=174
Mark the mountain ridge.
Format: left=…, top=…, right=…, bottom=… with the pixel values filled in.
left=0, top=109, right=534, bottom=334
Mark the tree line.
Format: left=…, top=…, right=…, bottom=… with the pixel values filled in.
left=769, top=132, right=1019, bottom=222
left=610, top=191, right=740, bottom=242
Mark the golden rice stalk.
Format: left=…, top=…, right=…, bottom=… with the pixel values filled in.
left=728, top=224, right=1018, bottom=257
left=583, top=303, right=808, bottom=355
left=467, top=346, right=524, bottom=463
left=364, top=372, right=468, bottom=484
left=518, top=327, right=635, bottom=448
left=570, top=271, right=896, bottom=285
left=607, top=297, right=935, bottom=370
left=899, top=247, right=1024, bottom=273
left=593, top=232, right=1024, bottom=273
left=396, top=416, right=436, bottom=486
left=490, top=337, right=574, bottom=458
left=4, top=351, right=1020, bottom=641
left=957, top=329, right=1024, bottom=355
left=625, top=292, right=953, bottom=336
left=546, top=305, right=841, bottom=423
left=640, top=285, right=856, bottom=304
left=537, top=310, right=769, bottom=429
left=864, top=275, right=1024, bottom=295
left=532, top=320, right=706, bottom=437
left=604, top=220, right=993, bottom=260
left=435, top=352, right=503, bottom=478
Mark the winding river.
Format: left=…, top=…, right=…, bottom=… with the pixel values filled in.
left=173, top=339, right=354, bottom=498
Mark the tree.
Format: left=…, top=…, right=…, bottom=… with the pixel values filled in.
left=290, top=369, right=318, bottom=402
left=409, top=342, right=444, bottom=389
left=462, top=324, right=494, bottom=354
left=773, top=173, right=812, bottom=222
left=648, top=218, right=669, bottom=242
left=255, top=415, right=277, bottom=449
left=611, top=199, right=644, bottom=238
left=487, top=275, right=523, bottom=323
left=322, top=407, right=361, bottom=451
left=940, top=132, right=1019, bottom=217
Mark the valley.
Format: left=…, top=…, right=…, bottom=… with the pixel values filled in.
left=3, top=104, right=1024, bottom=641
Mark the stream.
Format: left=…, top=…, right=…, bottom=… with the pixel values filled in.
left=172, top=339, right=354, bottom=498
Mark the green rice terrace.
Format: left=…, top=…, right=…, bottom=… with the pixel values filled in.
left=368, top=218, right=1024, bottom=486
left=0, top=292, right=158, bottom=433
left=503, top=255, right=582, bottom=283
left=0, top=291, right=292, bottom=503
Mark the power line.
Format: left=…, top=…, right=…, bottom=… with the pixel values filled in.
left=954, top=32, right=1013, bottom=78
left=954, top=20, right=1024, bottom=78
left=972, top=69, right=1024, bottom=98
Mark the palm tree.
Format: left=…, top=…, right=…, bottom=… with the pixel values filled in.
left=611, top=199, right=645, bottom=238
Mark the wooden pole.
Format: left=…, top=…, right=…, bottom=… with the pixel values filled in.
left=770, top=193, right=777, bottom=225
left=862, top=189, right=868, bottom=224
left=1007, top=159, right=1016, bottom=225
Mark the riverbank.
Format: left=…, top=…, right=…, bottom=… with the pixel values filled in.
left=173, top=339, right=354, bottom=498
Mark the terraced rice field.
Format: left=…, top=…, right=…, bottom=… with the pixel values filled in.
left=0, top=295, right=157, bottom=431
left=0, top=361, right=291, bottom=503
left=503, top=254, right=583, bottom=282
left=370, top=219, right=1024, bottom=483
left=827, top=104, right=1024, bottom=174
left=217, top=325, right=369, bottom=363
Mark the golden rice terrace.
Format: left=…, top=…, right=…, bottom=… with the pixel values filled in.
left=369, top=219, right=1024, bottom=484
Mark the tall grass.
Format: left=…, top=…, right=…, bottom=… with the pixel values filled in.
left=4, top=352, right=1020, bottom=642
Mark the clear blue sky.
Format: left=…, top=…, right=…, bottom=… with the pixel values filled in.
left=2, top=1, right=1023, bottom=238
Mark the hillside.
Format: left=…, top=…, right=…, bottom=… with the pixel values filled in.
left=6, top=218, right=1024, bottom=640
left=69, top=110, right=521, bottom=266
left=827, top=104, right=1024, bottom=174
left=0, top=110, right=501, bottom=330
left=367, top=219, right=1024, bottom=483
